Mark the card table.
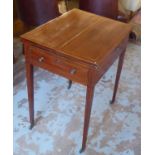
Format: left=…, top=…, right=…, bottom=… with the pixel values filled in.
left=21, top=9, right=131, bottom=152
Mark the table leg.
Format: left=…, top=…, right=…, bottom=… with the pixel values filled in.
left=68, top=80, right=72, bottom=89
left=110, top=50, right=126, bottom=104
left=26, top=63, right=34, bottom=129
left=80, top=84, right=95, bottom=153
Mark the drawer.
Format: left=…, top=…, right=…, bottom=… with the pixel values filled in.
left=30, top=46, right=56, bottom=65
left=29, top=46, right=88, bottom=84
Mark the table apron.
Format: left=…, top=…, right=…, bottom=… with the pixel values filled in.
left=28, top=59, right=89, bottom=85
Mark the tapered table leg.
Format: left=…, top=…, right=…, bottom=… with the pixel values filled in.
left=80, top=84, right=95, bottom=153
left=68, top=80, right=72, bottom=89
left=26, top=63, right=34, bottom=129
left=110, top=50, right=126, bottom=104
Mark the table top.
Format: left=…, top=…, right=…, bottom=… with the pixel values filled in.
left=21, top=9, right=131, bottom=67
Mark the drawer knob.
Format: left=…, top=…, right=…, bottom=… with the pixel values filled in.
left=38, top=57, right=44, bottom=62
left=70, top=68, right=77, bottom=75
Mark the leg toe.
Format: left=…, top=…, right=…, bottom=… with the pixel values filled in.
left=29, top=122, right=34, bottom=130
left=79, top=147, right=85, bottom=153
left=110, top=100, right=114, bottom=104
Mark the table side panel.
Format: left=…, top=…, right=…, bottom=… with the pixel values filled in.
left=94, top=37, right=128, bottom=84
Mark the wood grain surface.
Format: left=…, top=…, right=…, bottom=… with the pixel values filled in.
left=21, top=9, right=132, bottom=67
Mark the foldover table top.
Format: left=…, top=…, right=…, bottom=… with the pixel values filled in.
left=21, top=8, right=131, bottom=67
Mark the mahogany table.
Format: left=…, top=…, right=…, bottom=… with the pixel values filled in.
left=21, top=9, right=131, bottom=152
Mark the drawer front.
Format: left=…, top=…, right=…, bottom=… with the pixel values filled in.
left=29, top=46, right=88, bottom=85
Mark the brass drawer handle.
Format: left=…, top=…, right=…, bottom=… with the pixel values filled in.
left=70, top=68, right=77, bottom=75
left=38, top=57, right=45, bottom=62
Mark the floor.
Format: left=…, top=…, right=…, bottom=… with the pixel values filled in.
left=13, top=37, right=141, bottom=155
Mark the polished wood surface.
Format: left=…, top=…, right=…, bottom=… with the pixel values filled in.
left=21, top=9, right=132, bottom=152
left=21, top=9, right=131, bottom=67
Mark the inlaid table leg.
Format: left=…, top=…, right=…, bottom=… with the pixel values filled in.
left=110, top=50, right=126, bottom=104
left=80, top=84, right=95, bottom=153
left=26, top=63, right=34, bottom=129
